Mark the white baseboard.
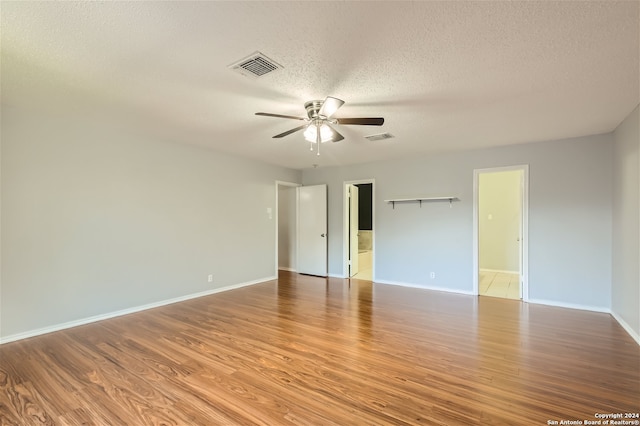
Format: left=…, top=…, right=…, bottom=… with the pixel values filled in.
left=328, top=273, right=346, bottom=278
left=480, top=268, right=519, bottom=275
left=527, top=301, right=639, bottom=346
left=611, top=311, right=640, bottom=346
left=375, top=279, right=475, bottom=295
left=5, top=273, right=636, bottom=348
left=278, top=267, right=297, bottom=272
left=0, top=276, right=276, bottom=345
left=526, top=298, right=610, bottom=314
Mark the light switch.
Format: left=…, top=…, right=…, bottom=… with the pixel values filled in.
left=267, top=207, right=272, bottom=219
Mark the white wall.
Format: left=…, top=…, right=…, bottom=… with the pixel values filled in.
left=612, top=104, right=639, bottom=341
left=278, top=185, right=297, bottom=271
left=302, top=134, right=612, bottom=310
left=1, top=103, right=300, bottom=340
left=479, top=170, right=521, bottom=272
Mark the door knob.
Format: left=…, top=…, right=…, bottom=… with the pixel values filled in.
left=321, top=233, right=326, bottom=237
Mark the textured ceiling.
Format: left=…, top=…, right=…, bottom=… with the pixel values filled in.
left=2, top=1, right=638, bottom=170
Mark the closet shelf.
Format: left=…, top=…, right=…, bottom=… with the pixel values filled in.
left=384, top=196, right=459, bottom=209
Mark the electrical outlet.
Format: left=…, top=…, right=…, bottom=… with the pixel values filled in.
left=430, top=272, right=436, bottom=279
left=208, top=274, right=213, bottom=283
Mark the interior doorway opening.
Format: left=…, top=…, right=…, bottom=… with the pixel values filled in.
left=473, top=166, right=529, bottom=301
left=275, top=181, right=300, bottom=276
left=344, top=180, right=374, bottom=280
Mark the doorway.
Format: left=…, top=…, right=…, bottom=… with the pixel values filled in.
left=276, top=182, right=328, bottom=277
left=473, top=166, right=528, bottom=301
left=275, top=181, right=299, bottom=276
left=344, top=180, right=374, bottom=280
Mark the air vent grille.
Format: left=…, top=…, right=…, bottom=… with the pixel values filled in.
left=364, top=132, right=394, bottom=141
left=229, top=51, right=283, bottom=78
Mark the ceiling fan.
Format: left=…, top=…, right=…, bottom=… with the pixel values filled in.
left=255, top=96, right=384, bottom=155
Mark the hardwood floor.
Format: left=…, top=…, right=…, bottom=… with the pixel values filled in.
left=1, top=271, right=638, bottom=425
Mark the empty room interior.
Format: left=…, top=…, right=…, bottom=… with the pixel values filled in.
left=1, top=2, right=639, bottom=425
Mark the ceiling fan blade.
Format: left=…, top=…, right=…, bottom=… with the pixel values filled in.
left=256, top=112, right=306, bottom=121
left=335, top=117, right=385, bottom=126
left=326, top=125, right=344, bottom=142
left=273, top=124, right=308, bottom=138
left=319, top=96, right=345, bottom=118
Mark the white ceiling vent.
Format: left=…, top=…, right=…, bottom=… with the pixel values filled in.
left=229, top=51, right=283, bottom=78
left=364, top=132, right=394, bottom=141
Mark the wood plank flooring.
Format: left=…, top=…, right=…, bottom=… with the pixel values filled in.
left=1, top=271, right=638, bottom=425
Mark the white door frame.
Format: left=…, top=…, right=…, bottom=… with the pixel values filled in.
left=343, top=179, right=375, bottom=279
left=472, top=165, right=529, bottom=301
left=275, top=180, right=301, bottom=277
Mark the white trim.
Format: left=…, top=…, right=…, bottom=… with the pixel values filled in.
left=375, top=279, right=476, bottom=295
left=328, top=273, right=345, bottom=279
left=473, top=165, right=529, bottom=301
left=278, top=267, right=297, bottom=272
left=527, top=298, right=610, bottom=314
left=611, top=311, right=640, bottom=346
left=480, top=268, right=520, bottom=275
left=343, top=179, right=375, bottom=281
left=0, top=276, right=275, bottom=345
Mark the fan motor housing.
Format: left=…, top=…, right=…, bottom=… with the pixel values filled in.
left=305, top=100, right=325, bottom=119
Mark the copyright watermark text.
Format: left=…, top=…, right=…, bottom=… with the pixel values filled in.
left=546, top=413, right=640, bottom=425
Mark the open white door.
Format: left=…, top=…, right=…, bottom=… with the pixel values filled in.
left=297, top=184, right=328, bottom=277
left=518, top=171, right=525, bottom=298
left=349, top=185, right=359, bottom=277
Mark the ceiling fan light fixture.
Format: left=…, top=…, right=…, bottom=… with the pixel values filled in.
left=304, top=123, right=333, bottom=143
left=255, top=96, right=384, bottom=155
